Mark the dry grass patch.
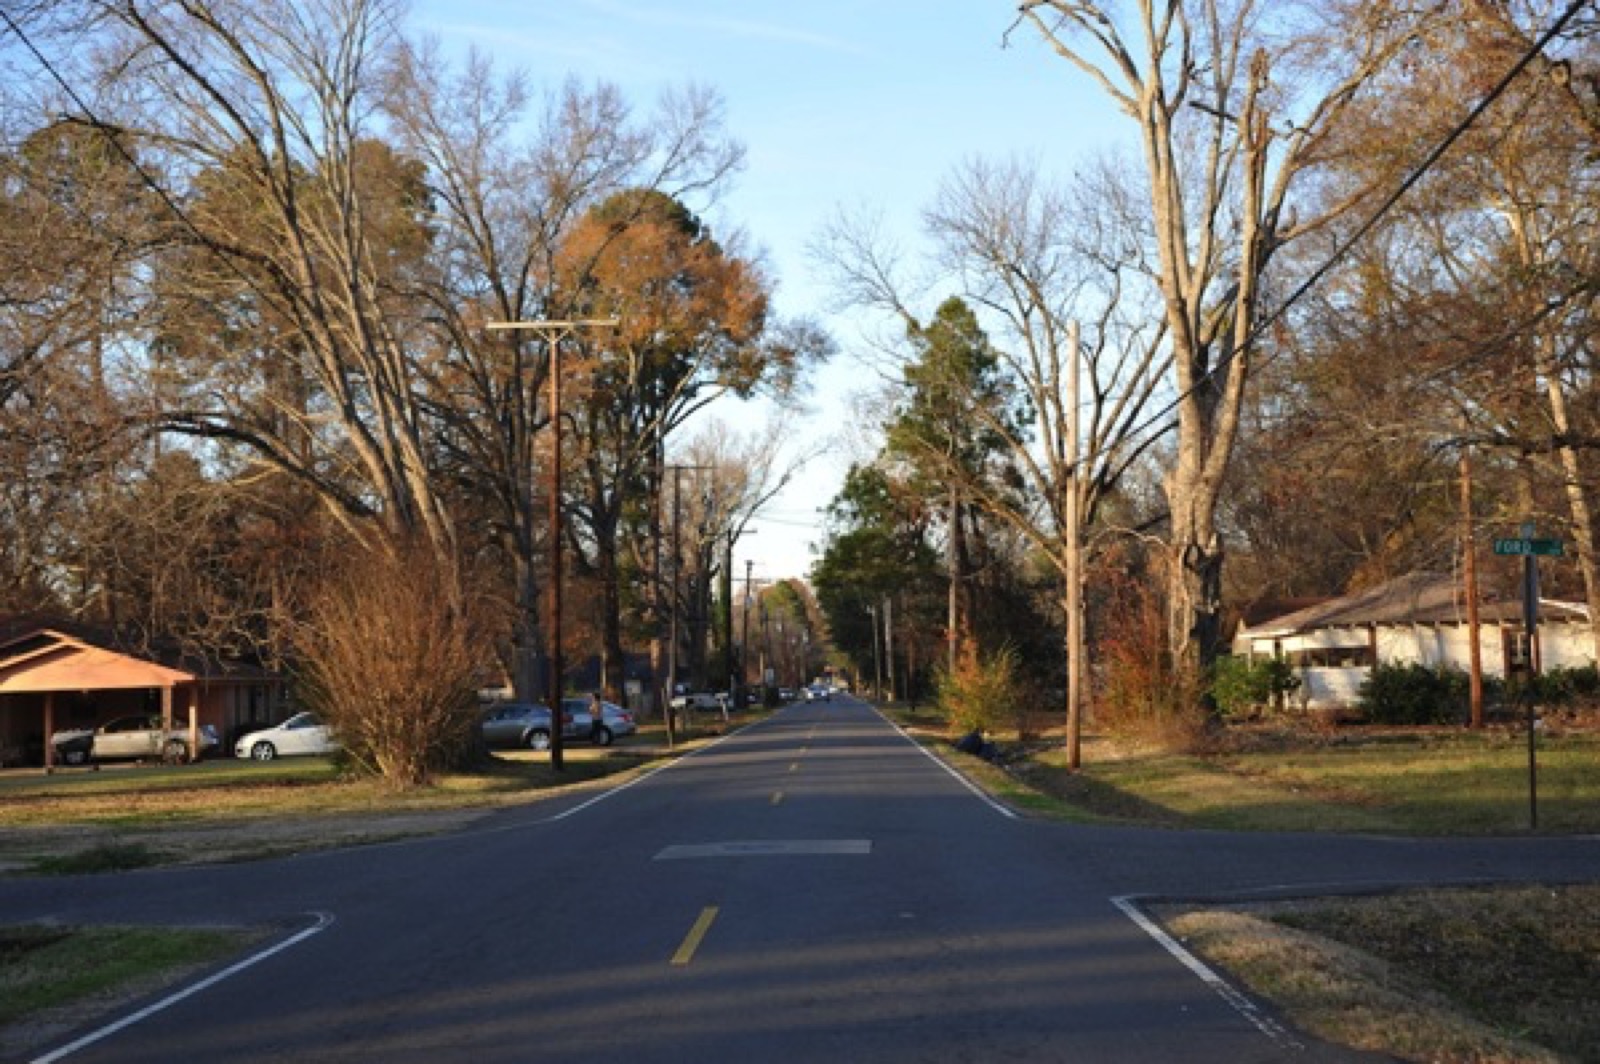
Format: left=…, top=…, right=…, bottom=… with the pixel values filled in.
left=0, top=746, right=676, bottom=873
left=1162, top=885, right=1600, bottom=1063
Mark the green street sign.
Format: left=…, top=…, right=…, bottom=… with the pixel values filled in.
left=1493, top=538, right=1564, bottom=557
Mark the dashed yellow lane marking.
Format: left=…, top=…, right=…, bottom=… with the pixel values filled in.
left=671, top=907, right=719, bottom=967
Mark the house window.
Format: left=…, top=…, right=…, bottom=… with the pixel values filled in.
left=1505, top=629, right=1535, bottom=675
left=1288, top=646, right=1375, bottom=668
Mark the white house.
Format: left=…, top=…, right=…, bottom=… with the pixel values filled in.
left=1232, top=572, right=1595, bottom=710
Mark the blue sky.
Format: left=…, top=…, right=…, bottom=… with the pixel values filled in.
left=408, top=0, right=1126, bottom=579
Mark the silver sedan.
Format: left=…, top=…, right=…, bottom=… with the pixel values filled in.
left=560, top=699, right=637, bottom=746
left=480, top=702, right=557, bottom=750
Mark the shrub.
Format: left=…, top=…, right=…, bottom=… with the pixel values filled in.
left=937, top=642, right=1028, bottom=737
left=294, top=534, right=488, bottom=789
left=1358, top=663, right=1469, bottom=725
left=1091, top=563, right=1208, bottom=750
left=1210, top=656, right=1300, bottom=720
left=1530, top=664, right=1600, bottom=704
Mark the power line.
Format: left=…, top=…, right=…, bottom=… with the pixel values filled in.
left=1117, top=0, right=1592, bottom=455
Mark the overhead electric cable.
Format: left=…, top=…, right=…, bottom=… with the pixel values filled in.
left=1117, top=0, right=1593, bottom=454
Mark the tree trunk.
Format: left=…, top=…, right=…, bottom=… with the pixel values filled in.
left=598, top=536, right=627, bottom=703
left=1536, top=336, right=1600, bottom=663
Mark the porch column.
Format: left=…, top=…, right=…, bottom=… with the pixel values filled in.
left=43, top=691, right=55, bottom=775
left=161, top=686, right=175, bottom=760
left=188, top=687, right=200, bottom=763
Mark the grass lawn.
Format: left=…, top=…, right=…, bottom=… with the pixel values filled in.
left=988, top=726, right=1600, bottom=835
left=0, top=924, right=259, bottom=1059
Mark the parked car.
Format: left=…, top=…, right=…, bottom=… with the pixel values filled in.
left=669, top=691, right=723, bottom=714
left=234, top=712, right=338, bottom=761
left=480, top=702, right=557, bottom=751
left=559, top=699, right=637, bottom=746
left=50, top=714, right=220, bottom=765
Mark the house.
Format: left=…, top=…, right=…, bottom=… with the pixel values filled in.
left=1231, top=572, right=1596, bottom=710
left=0, top=618, right=287, bottom=770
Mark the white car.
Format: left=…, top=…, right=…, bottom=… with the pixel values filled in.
left=669, top=691, right=724, bottom=713
left=234, top=712, right=339, bottom=761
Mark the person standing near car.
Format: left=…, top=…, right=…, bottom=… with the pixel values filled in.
left=588, top=691, right=604, bottom=743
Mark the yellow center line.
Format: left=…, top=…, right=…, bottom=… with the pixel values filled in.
left=671, top=906, right=719, bottom=967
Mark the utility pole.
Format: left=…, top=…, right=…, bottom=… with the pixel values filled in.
left=1460, top=442, right=1484, bottom=728
left=742, top=559, right=754, bottom=701
left=867, top=602, right=882, bottom=699
left=1065, top=320, right=1084, bottom=771
left=667, top=465, right=683, bottom=746
left=724, top=530, right=737, bottom=703
left=486, top=318, right=617, bottom=770
left=883, top=596, right=895, bottom=702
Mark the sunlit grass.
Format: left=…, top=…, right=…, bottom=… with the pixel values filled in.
left=901, top=707, right=1600, bottom=834
left=0, top=924, right=257, bottom=1028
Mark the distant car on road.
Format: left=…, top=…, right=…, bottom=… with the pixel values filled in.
left=480, top=702, right=557, bottom=750
left=51, top=714, right=220, bottom=765
left=560, top=699, right=637, bottom=746
left=803, top=685, right=832, bottom=702
left=234, top=712, right=339, bottom=761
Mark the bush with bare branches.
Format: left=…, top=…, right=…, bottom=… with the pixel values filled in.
left=293, top=537, right=486, bottom=789
left=1092, top=566, right=1208, bottom=752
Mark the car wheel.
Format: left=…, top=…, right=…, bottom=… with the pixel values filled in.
left=527, top=729, right=551, bottom=751
left=163, top=739, right=188, bottom=764
left=59, top=748, right=87, bottom=766
left=593, top=726, right=613, bottom=747
left=251, top=741, right=278, bottom=762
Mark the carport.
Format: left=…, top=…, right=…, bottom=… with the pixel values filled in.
left=0, top=628, right=199, bottom=772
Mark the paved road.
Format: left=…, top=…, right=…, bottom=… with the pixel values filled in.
left=4, top=697, right=1596, bottom=1062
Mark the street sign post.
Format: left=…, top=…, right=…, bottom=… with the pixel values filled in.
left=1501, top=524, right=1562, bottom=830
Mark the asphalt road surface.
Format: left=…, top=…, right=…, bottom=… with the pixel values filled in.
left=4, top=696, right=1596, bottom=1062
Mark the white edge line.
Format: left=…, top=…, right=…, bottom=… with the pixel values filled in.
left=33, top=912, right=335, bottom=1064
left=541, top=718, right=760, bottom=822
left=875, top=708, right=1018, bottom=820
left=1111, top=895, right=1303, bottom=1051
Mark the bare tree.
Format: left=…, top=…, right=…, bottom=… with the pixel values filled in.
left=1010, top=0, right=1446, bottom=678
left=818, top=155, right=1169, bottom=764
left=45, top=0, right=460, bottom=558
left=383, top=44, right=767, bottom=702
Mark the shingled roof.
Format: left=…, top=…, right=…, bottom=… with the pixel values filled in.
left=1240, top=571, right=1589, bottom=638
